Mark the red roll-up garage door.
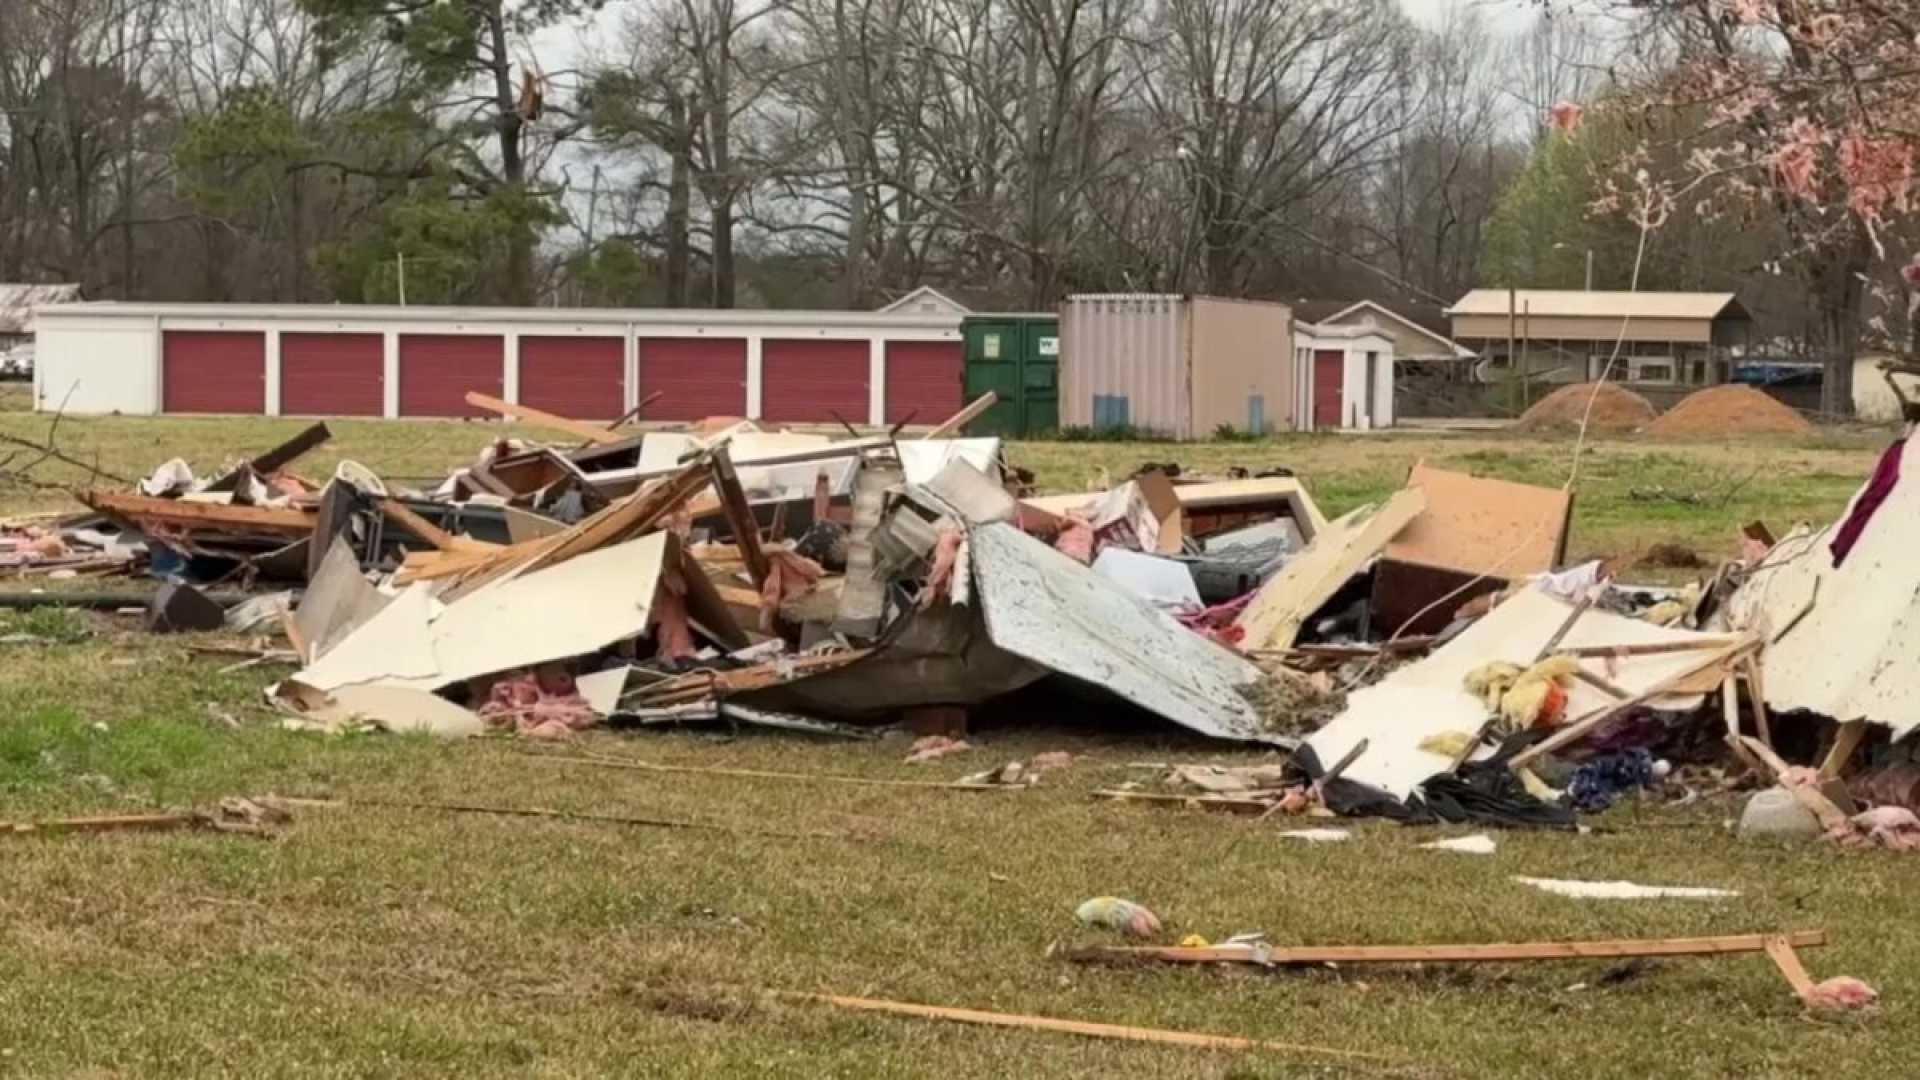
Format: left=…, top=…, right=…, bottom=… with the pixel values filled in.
left=885, top=340, right=962, bottom=425
left=282, top=333, right=383, bottom=416
left=520, top=336, right=624, bottom=420
left=399, top=334, right=503, bottom=417
left=637, top=338, right=746, bottom=421
left=162, top=331, right=266, bottom=414
left=761, top=339, right=868, bottom=424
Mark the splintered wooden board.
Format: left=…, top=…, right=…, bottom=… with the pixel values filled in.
left=1233, top=488, right=1425, bottom=651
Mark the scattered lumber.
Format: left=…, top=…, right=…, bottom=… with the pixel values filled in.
left=1068, top=930, right=1831, bottom=998
left=774, top=990, right=1394, bottom=1064
left=464, top=391, right=626, bottom=445
left=81, top=491, right=316, bottom=537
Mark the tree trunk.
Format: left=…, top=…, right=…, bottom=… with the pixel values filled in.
left=484, top=4, right=532, bottom=306
left=843, top=164, right=870, bottom=307
left=666, top=145, right=692, bottom=307
left=1816, top=225, right=1870, bottom=418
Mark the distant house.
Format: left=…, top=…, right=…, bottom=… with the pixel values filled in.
left=0, top=283, right=82, bottom=350
left=876, top=286, right=971, bottom=316
left=1447, top=289, right=1753, bottom=386
left=1293, top=298, right=1472, bottom=367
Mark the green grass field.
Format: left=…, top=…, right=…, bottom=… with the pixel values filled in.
left=0, top=397, right=1913, bottom=1078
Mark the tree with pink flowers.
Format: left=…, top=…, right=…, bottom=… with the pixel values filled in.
left=1595, top=0, right=1920, bottom=414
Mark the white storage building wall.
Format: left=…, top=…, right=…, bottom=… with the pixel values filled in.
left=31, top=303, right=964, bottom=423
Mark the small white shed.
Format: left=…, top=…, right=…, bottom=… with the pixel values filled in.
left=1292, top=325, right=1395, bottom=431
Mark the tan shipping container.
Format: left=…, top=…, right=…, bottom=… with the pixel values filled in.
left=1059, top=295, right=1293, bottom=440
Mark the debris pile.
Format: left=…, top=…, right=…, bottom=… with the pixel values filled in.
left=13, top=387, right=1920, bottom=871
left=1645, top=384, right=1813, bottom=437
left=1513, top=382, right=1657, bottom=432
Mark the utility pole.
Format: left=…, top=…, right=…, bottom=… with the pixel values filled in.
left=1585, top=249, right=1594, bottom=291
left=1507, top=286, right=1518, bottom=407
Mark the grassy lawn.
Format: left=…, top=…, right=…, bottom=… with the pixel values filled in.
left=1, top=400, right=1915, bottom=1077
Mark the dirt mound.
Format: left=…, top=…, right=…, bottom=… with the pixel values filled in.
left=1513, top=382, right=1657, bottom=432
left=1645, top=384, right=1813, bottom=437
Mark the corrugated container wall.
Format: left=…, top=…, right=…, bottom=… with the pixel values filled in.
left=1059, top=295, right=1191, bottom=437
left=1188, top=297, right=1293, bottom=437
left=1060, top=295, right=1292, bottom=439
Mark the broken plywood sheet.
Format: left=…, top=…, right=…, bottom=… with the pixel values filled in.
left=1723, top=440, right=1920, bottom=737
left=1387, top=462, right=1571, bottom=576
left=297, top=533, right=669, bottom=694
left=1233, top=488, right=1426, bottom=651
left=970, top=522, right=1274, bottom=743
left=1370, top=463, right=1574, bottom=637
left=1305, top=587, right=1735, bottom=801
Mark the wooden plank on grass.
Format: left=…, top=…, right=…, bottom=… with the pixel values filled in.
left=1070, top=929, right=1828, bottom=968
left=777, top=991, right=1393, bottom=1064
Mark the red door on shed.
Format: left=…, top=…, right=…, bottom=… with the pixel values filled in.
left=884, top=341, right=962, bottom=425
left=162, top=331, right=266, bottom=414
left=761, top=339, right=868, bottom=424
left=399, top=334, right=503, bottom=417
left=1312, top=350, right=1344, bottom=429
left=520, top=336, right=624, bottom=420
left=637, top=338, right=746, bottom=421
left=281, top=333, right=383, bottom=416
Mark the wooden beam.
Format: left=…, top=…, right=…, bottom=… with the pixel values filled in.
left=922, top=391, right=997, bottom=439
left=378, top=499, right=489, bottom=554
left=709, top=445, right=769, bottom=588
left=1068, top=930, right=1828, bottom=968
left=1742, top=655, right=1772, bottom=748
left=464, top=391, right=625, bottom=446
left=81, top=491, right=315, bottom=537
left=1763, top=935, right=1817, bottom=1000
left=3, top=812, right=204, bottom=836
left=1533, top=590, right=1596, bottom=663
left=208, top=421, right=333, bottom=491
left=1509, top=637, right=1755, bottom=770
left=1555, top=638, right=1741, bottom=659
left=1091, top=790, right=1277, bottom=814
left=1234, top=489, right=1426, bottom=651
left=527, top=752, right=1015, bottom=792
left=775, top=991, right=1393, bottom=1064
left=1820, top=720, right=1868, bottom=781
left=1570, top=665, right=1631, bottom=701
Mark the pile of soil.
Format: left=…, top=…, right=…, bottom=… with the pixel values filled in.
left=1645, top=384, right=1813, bottom=437
left=1513, top=382, right=1658, bottom=433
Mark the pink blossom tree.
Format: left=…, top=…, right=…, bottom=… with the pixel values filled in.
left=1599, top=0, right=1920, bottom=414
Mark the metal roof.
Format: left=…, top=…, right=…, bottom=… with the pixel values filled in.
left=0, top=284, right=82, bottom=334
left=31, top=300, right=961, bottom=331
left=1447, top=289, right=1750, bottom=322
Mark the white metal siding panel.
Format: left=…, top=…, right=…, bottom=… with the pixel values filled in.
left=35, top=322, right=159, bottom=414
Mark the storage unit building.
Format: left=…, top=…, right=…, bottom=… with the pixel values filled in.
left=30, top=303, right=961, bottom=424
left=1058, top=295, right=1293, bottom=439
left=1291, top=325, right=1395, bottom=431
